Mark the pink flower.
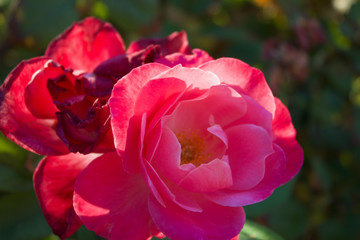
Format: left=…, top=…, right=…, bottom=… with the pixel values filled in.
left=73, top=58, right=303, bottom=239
left=0, top=17, right=212, bottom=239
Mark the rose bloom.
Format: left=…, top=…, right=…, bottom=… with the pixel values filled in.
left=0, top=17, right=212, bottom=239
left=73, top=58, right=303, bottom=239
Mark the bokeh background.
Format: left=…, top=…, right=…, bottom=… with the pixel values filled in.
left=0, top=0, right=359, bottom=239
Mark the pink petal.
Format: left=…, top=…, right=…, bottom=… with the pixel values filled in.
left=24, top=60, right=62, bottom=119
left=178, top=158, right=233, bottom=193
left=151, top=126, right=187, bottom=183
left=45, top=17, right=125, bottom=72
left=122, top=77, right=187, bottom=174
left=134, top=77, right=187, bottom=131
left=0, top=57, right=68, bottom=155
left=205, top=144, right=286, bottom=206
left=155, top=48, right=213, bottom=67
left=142, top=124, right=202, bottom=212
left=155, top=65, right=220, bottom=91
left=199, top=58, right=275, bottom=115
left=226, top=124, right=274, bottom=190
left=165, top=85, right=246, bottom=134
left=127, top=31, right=191, bottom=55
left=143, top=159, right=202, bottom=212
left=73, top=152, right=158, bottom=240
left=149, top=195, right=245, bottom=240
left=109, top=63, right=170, bottom=152
left=33, top=153, right=98, bottom=239
left=272, top=98, right=303, bottom=184
left=226, top=95, right=273, bottom=137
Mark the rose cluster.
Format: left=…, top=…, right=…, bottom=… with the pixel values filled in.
left=0, top=17, right=303, bottom=240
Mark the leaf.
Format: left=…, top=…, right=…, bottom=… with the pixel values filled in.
left=238, top=220, right=284, bottom=240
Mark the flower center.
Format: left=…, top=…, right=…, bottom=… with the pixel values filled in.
left=176, top=130, right=212, bottom=167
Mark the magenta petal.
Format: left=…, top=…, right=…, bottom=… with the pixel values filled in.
left=134, top=77, right=187, bottom=131
left=0, top=57, right=68, bottom=155
left=228, top=95, right=273, bottom=137
left=155, top=65, right=220, bottom=90
left=205, top=144, right=286, bottom=207
left=33, top=153, right=98, bottom=239
left=109, top=63, right=170, bottom=152
left=127, top=31, right=191, bottom=55
left=74, top=152, right=157, bottom=240
left=178, top=158, right=233, bottom=193
left=155, top=48, right=213, bottom=67
left=272, top=98, right=303, bottom=184
left=199, top=58, right=275, bottom=115
left=226, top=124, right=273, bottom=190
left=142, top=125, right=202, bottom=212
left=149, top=195, right=245, bottom=240
left=24, top=60, right=62, bottom=119
left=165, top=85, right=246, bottom=134
left=45, top=17, right=125, bottom=72
left=152, top=126, right=187, bottom=183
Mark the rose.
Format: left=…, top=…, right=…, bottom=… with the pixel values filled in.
left=73, top=58, right=303, bottom=239
left=0, top=17, right=212, bottom=156
left=0, top=17, right=212, bottom=239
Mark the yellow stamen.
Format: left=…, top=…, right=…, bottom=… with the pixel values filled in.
left=176, top=130, right=212, bottom=167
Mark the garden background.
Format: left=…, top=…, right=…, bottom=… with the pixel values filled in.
left=0, top=0, right=359, bottom=239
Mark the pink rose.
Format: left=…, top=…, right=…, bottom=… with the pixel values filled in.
left=0, top=17, right=212, bottom=239
left=73, top=58, right=303, bottom=239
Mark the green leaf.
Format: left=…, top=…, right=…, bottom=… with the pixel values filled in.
left=238, top=220, right=284, bottom=240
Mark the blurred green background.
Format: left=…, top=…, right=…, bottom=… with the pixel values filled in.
left=0, top=0, right=359, bottom=239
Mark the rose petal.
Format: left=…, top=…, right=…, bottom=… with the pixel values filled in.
left=24, top=60, right=62, bottom=119
left=45, top=17, right=125, bottom=72
left=134, top=77, right=187, bottom=131
left=155, top=48, right=213, bottom=67
left=122, top=77, right=187, bottom=173
left=151, top=126, right=186, bottom=183
left=178, top=158, right=233, bottom=193
left=205, top=144, right=286, bottom=206
left=55, top=102, right=113, bottom=154
left=149, top=195, right=245, bottom=240
left=199, top=58, right=275, bottom=115
left=272, top=98, right=303, bottom=184
left=0, top=57, right=68, bottom=155
left=226, top=95, right=273, bottom=137
left=165, top=85, right=246, bottom=134
left=226, top=124, right=274, bottom=190
left=94, top=49, right=147, bottom=80
left=154, top=65, right=220, bottom=91
left=73, top=152, right=158, bottom=240
left=127, top=31, right=191, bottom=55
left=34, top=153, right=98, bottom=239
left=109, top=63, right=170, bottom=153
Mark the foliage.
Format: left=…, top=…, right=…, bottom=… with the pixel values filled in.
left=0, top=0, right=360, bottom=239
